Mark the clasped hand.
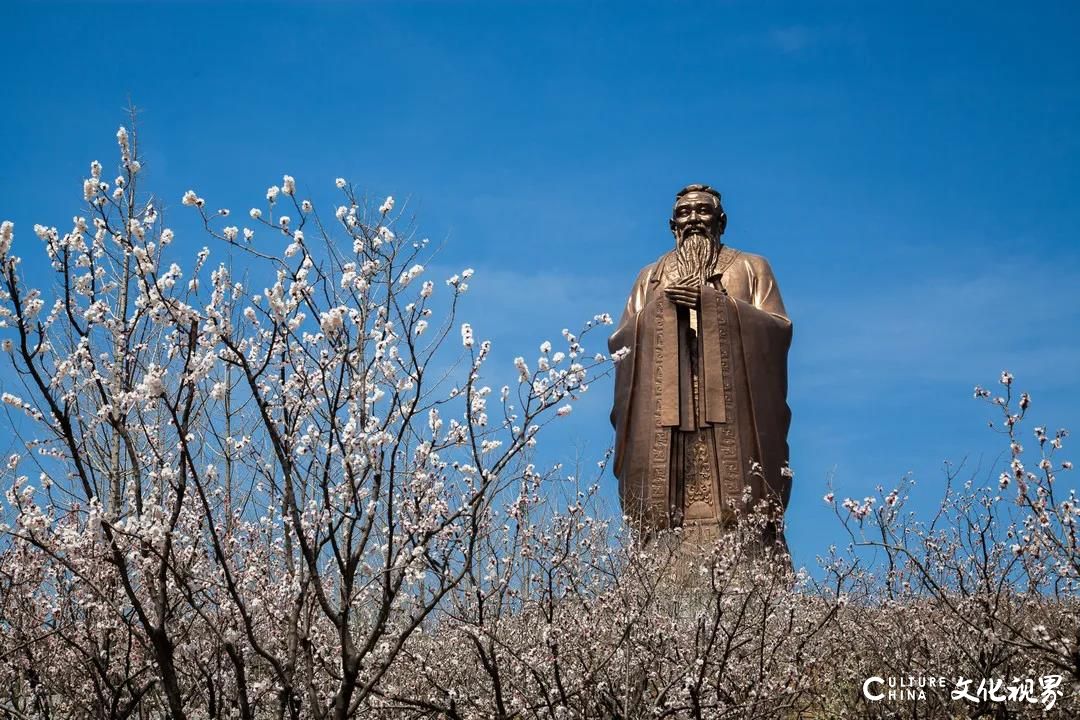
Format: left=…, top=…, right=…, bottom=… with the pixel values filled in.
left=664, top=278, right=701, bottom=307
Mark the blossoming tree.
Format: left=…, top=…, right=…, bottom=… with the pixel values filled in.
left=0, top=125, right=1076, bottom=720
left=0, top=124, right=614, bottom=719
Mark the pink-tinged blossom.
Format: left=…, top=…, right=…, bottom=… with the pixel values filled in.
left=0, top=220, right=12, bottom=257
left=6, top=128, right=1078, bottom=720
left=379, top=196, right=394, bottom=214
left=116, top=125, right=130, bottom=160
left=320, top=307, right=346, bottom=337
left=282, top=175, right=296, bottom=195
left=210, top=382, right=227, bottom=401
left=398, top=264, right=424, bottom=286
left=136, top=365, right=167, bottom=398
left=2, top=392, right=43, bottom=421
left=514, top=356, right=529, bottom=382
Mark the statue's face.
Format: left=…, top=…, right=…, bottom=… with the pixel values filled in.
left=671, top=191, right=724, bottom=246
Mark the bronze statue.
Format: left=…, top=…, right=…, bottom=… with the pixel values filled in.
left=609, top=184, right=792, bottom=549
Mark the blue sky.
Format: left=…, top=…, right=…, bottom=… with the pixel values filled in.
left=4, top=1, right=1079, bottom=570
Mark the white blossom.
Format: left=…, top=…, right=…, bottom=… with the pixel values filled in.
left=0, top=220, right=12, bottom=257
left=514, top=357, right=529, bottom=382
left=320, top=306, right=346, bottom=337
left=137, top=365, right=167, bottom=398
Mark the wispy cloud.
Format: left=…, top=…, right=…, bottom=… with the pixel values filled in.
left=760, top=23, right=866, bottom=56
left=769, top=25, right=816, bottom=55
left=791, top=261, right=1080, bottom=400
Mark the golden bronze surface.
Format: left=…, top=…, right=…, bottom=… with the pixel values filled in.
left=609, top=184, right=792, bottom=550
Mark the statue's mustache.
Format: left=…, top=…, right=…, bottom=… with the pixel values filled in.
left=678, top=227, right=714, bottom=246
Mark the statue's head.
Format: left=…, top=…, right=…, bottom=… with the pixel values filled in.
left=670, top=184, right=727, bottom=247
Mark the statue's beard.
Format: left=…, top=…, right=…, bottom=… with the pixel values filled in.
left=674, top=229, right=720, bottom=283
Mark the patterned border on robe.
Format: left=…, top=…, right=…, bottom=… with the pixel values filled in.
left=609, top=247, right=793, bottom=534
left=700, top=285, right=744, bottom=516
left=647, top=293, right=678, bottom=525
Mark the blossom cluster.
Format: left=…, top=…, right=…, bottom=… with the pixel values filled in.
left=0, top=127, right=1075, bottom=720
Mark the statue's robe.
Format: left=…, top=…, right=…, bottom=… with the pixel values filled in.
left=608, top=245, right=792, bottom=546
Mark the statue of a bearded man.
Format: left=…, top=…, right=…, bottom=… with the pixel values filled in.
left=608, top=184, right=793, bottom=550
